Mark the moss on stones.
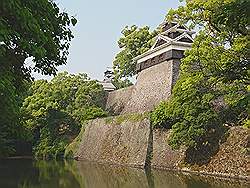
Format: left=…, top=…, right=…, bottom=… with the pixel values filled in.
left=64, top=122, right=87, bottom=159
left=104, top=113, right=149, bottom=125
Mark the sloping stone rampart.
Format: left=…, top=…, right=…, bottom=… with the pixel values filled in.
left=151, top=129, right=185, bottom=169
left=74, top=116, right=185, bottom=169
left=106, top=59, right=181, bottom=115
left=122, top=60, right=173, bottom=114
left=105, top=85, right=134, bottom=115
left=74, top=117, right=249, bottom=179
left=75, top=116, right=150, bottom=167
left=192, top=127, right=249, bottom=178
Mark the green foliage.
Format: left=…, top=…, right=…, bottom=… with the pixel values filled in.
left=21, top=72, right=107, bottom=159
left=152, top=0, right=249, bottom=150
left=0, top=67, right=19, bottom=156
left=1, top=0, right=76, bottom=76
left=64, top=123, right=86, bottom=159
left=243, top=119, right=250, bottom=129
left=168, top=0, right=249, bottom=36
left=0, top=65, right=29, bottom=156
left=113, top=25, right=158, bottom=80
left=0, top=0, right=76, bottom=156
left=151, top=74, right=220, bottom=149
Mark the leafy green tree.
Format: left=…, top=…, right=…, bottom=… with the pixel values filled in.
left=1, top=0, right=77, bottom=76
left=152, top=0, right=249, bottom=154
left=21, top=72, right=107, bottom=159
left=113, top=25, right=158, bottom=84
left=0, top=0, right=76, bottom=156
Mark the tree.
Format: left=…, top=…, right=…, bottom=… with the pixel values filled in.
left=1, top=0, right=77, bottom=76
left=0, top=0, right=76, bottom=156
left=112, top=25, right=158, bottom=85
left=151, top=0, right=249, bottom=155
left=21, top=72, right=107, bottom=159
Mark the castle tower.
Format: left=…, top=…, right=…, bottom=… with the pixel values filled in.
left=106, top=20, right=194, bottom=114
left=135, top=20, right=194, bottom=74
left=99, top=67, right=116, bottom=92
left=121, top=20, right=194, bottom=113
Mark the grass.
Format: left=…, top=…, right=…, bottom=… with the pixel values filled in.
left=104, top=112, right=149, bottom=125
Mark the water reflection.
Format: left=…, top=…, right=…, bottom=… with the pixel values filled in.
left=0, top=159, right=248, bottom=188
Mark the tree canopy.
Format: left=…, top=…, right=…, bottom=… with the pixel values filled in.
left=0, top=0, right=76, bottom=156
left=112, top=25, right=158, bottom=85
left=151, top=0, right=249, bottom=155
left=21, top=72, right=107, bottom=159
left=1, top=0, right=77, bottom=76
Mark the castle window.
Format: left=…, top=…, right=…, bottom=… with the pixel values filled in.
left=159, top=53, right=164, bottom=62
left=151, top=57, right=156, bottom=65
left=141, top=61, right=146, bottom=69
left=146, top=59, right=150, bottom=67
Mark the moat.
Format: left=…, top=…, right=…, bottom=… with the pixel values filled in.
left=0, top=158, right=249, bottom=188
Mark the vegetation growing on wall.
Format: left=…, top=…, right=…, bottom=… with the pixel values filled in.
left=151, top=0, right=249, bottom=151
left=21, top=72, right=107, bottom=159
left=0, top=0, right=76, bottom=156
left=64, top=123, right=86, bottom=159
left=105, top=113, right=149, bottom=125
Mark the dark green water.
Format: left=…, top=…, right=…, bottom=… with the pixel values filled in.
left=0, top=159, right=249, bottom=188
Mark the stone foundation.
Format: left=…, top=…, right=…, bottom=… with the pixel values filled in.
left=105, top=86, right=134, bottom=115
left=75, top=115, right=150, bottom=167
left=74, top=116, right=249, bottom=179
left=151, top=129, right=185, bottom=169
left=105, top=59, right=181, bottom=115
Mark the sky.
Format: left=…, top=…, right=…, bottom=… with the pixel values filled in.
left=33, top=0, right=181, bottom=80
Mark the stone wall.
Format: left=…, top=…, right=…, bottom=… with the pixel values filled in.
left=105, top=86, right=134, bottom=115
left=192, top=127, right=249, bottom=178
left=151, top=129, right=184, bottom=169
left=122, top=60, right=173, bottom=114
left=75, top=115, right=150, bottom=167
left=74, top=116, right=249, bottom=179
left=74, top=116, right=185, bottom=169
left=171, top=59, right=181, bottom=87
left=105, top=59, right=181, bottom=115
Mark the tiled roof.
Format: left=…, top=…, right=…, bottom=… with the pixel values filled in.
left=99, top=81, right=116, bottom=91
